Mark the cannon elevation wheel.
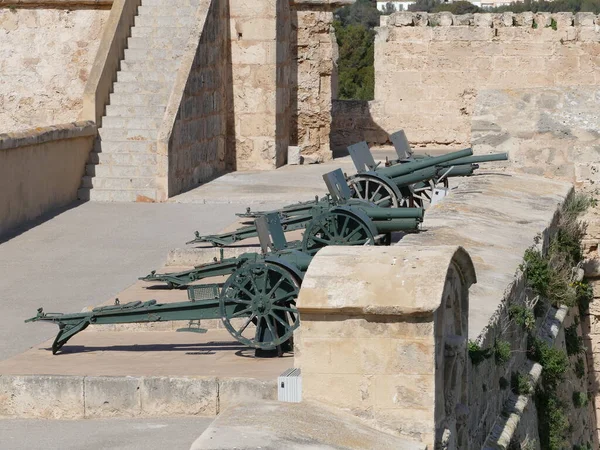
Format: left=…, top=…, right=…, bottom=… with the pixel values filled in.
left=220, top=262, right=300, bottom=351
left=301, top=209, right=376, bottom=255
left=348, top=175, right=406, bottom=208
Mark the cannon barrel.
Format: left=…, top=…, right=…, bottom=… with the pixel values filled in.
left=373, top=218, right=421, bottom=234
left=378, top=148, right=473, bottom=179
left=360, top=206, right=423, bottom=221
left=437, top=152, right=508, bottom=167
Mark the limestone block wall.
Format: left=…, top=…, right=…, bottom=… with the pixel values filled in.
left=0, top=122, right=96, bottom=238
left=229, top=0, right=291, bottom=170
left=159, top=0, right=232, bottom=197
left=0, top=5, right=109, bottom=133
left=371, top=11, right=600, bottom=148
left=292, top=6, right=337, bottom=161
left=295, top=245, right=476, bottom=449
left=472, top=86, right=600, bottom=194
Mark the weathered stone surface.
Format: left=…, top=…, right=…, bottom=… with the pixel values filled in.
left=217, top=378, right=277, bottom=413
left=296, top=245, right=475, bottom=448
left=84, top=376, right=141, bottom=418
left=372, top=12, right=600, bottom=148
left=140, top=376, right=218, bottom=416
left=0, top=8, right=108, bottom=132
left=0, top=122, right=95, bottom=237
left=472, top=87, right=600, bottom=191
left=191, top=401, right=426, bottom=450
left=0, top=375, right=84, bottom=419
left=158, top=0, right=231, bottom=198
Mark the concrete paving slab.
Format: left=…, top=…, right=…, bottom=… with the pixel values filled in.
left=191, top=401, right=426, bottom=450
left=169, top=150, right=400, bottom=205
left=0, top=416, right=213, bottom=450
left=0, top=329, right=290, bottom=378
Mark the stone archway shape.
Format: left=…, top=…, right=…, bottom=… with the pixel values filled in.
left=294, top=245, right=476, bottom=449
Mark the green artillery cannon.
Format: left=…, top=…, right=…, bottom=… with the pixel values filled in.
left=347, top=138, right=508, bottom=208
left=26, top=247, right=310, bottom=355
left=187, top=169, right=423, bottom=249
left=26, top=186, right=420, bottom=356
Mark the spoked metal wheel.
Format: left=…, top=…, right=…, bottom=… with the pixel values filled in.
left=301, top=210, right=376, bottom=255
left=348, top=175, right=404, bottom=208
left=411, top=177, right=449, bottom=208
left=220, top=263, right=300, bottom=350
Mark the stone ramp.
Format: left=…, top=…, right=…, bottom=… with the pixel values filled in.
left=190, top=401, right=425, bottom=450
left=0, top=329, right=287, bottom=419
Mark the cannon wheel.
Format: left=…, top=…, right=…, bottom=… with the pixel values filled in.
left=220, top=262, right=300, bottom=350
left=301, top=209, right=376, bottom=256
left=348, top=175, right=406, bottom=208
left=412, top=177, right=450, bottom=208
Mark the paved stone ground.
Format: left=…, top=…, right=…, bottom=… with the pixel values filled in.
left=0, top=201, right=247, bottom=362
left=0, top=417, right=212, bottom=450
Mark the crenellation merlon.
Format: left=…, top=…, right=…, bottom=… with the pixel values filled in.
left=381, top=11, right=600, bottom=29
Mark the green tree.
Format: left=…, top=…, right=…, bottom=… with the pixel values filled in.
left=335, top=22, right=375, bottom=100
left=333, top=0, right=380, bottom=100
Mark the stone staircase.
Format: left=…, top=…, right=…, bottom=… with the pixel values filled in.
left=78, top=0, right=199, bottom=202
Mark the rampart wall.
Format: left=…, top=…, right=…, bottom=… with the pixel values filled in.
left=364, top=11, right=600, bottom=148
left=0, top=3, right=109, bottom=133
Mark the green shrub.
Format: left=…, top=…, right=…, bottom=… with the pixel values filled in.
left=495, top=340, right=512, bottom=365
left=468, top=340, right=492, bottom=365
left=511, top=372, right=531, bottom=395
left=572, top=391, right=589, bottom=408
left=509, top=305, right=535, bottom=331
left=527, top=337, right=568, bottom=389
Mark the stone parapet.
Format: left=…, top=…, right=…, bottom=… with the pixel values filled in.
left=381, top=11, right=599, bottom=28
left=296, top=245, right=476, bottom=448
left=0, top=121, right=95, bottom=237
left=0, top=121, right=96, bottom=151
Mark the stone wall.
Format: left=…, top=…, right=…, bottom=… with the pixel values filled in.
left=229, top=0, right=291, bottom=170
left=472, top=86, right=600, bottom=194
left=0, top=122, right=96, bottom=238
left=159, top=0, right=232, bottom=197
left=371, top=11, right=600, bottom=148
left=0, top=6, right=109, bottom=133
left=292, top=6, right=338, bottom=161
left=330, top=99, right=387, bottom=155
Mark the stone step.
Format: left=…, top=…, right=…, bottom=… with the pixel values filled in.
left=108, top=92, right=169, bottom=106
left=116, top=70, right=177, bottom=84
left=124, top=47, right=185, bottom=62
left=82, top=175, right=158, bottom=190
left=130, top=26, right=194, bottom=39
left=134, top=15, right=196, bottom=28
left=105, top=104, right=166, bottom=117
left=120, top=59, right=180, bottom=73
left=112, top=80, right=169, bottom=95
left=99, top=127, right=159, bottom=141
left=88, top=151, right=159, bottom=166
left=78, top=187, right=159, bottom=202
left=127, top=36, right=189, bottom=50
left=101, top=116, right=163, bottom=130
left=86, top=163, right=159, bottom=178
left=137, top=5, right=197, bottom=17
left=95, top=140, right=158, bottom=153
